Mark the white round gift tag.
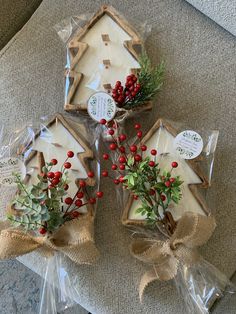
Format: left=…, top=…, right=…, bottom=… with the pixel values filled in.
left=87, top=92, right=117, bottom=122
left=0, top=157, right=26, bottom=186
left=174, top=130, right=203, bottom=160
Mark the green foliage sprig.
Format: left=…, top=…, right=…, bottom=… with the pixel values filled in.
left=7, top=152, right=103, bottom=235
left=112, top=53, right=165, bottom=110
left=100, top=120, right=183, bottom=231
left=124, top=157, right=183, bottom=225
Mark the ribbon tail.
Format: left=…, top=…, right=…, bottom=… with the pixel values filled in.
left=0, top=229, right=43, bottom=259
left=139, top=268, right=159, bottom=302
left=139, top=256, right=179, bottom=302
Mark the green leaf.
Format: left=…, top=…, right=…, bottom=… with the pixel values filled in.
left=127, top=157, right=135, bottom=167
left=136, top=207, right=143, bottom=214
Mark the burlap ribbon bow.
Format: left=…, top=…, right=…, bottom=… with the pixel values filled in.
left=131, top=212, right=216, bottom=301
left=0, top=215, right=99, bottom=265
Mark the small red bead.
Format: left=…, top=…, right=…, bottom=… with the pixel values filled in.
left=149, top=161, right=155, bottom=167
left=87, top=171, right=94, bottom=178
left=116, top=81, right=121, bottom=87
left=119, top=134, right=127, bottom=142
left=51, top=159, right=58, bottom=165
left=119, top=146, right=126, bottom=153
left=149, top=189, right=156, bottom=195
left=130, top=145, right=137, bottom=152
left=165, top=181, right=171, bottom=187
left=64, top=184, right=69, bottom=190
left=79, top=180, right=86, bottom=187
left=102, top=170, right=108, bottom=177
left=71, top=211, right=81, bottom=218
left=137, top=131, right=143, bottom=138
left=54, top=171, right=62, bottom=178
left=133, top=195, right=139, bottom=200
left=51, top=178, right=60, bottom=186
left=119, top=176, right=125, bottom=183
left=109, top=143, right=117, bottom=150
left=134, top=154, right=142, bottom=162
left=108, top=129, right=114, bottom=135
left=131, top=91, right=136, bottom=97
left=103, top=153, right=109, bottom=160
left=96, top=191, right=104, bottom=198
left=161, top=195, right=166, bottom=201
left=64, top=162, right=71, bottom=169
left=100, top=119, right=107, bottom=125
left=47, top=172, right=55, bottom=179
left=151, top=149, right=157, bottom=156
left=119, top=164, right=125, bottom=170
left=141, top=145, right=147, bottom=151
left=39, top=228, right=47, bottom=235
left=76, top=191, right=84, bottom=199
left=119, top=156, right=126, bottom=164
left=65, top=197, right=73, bottom=205
left=48, top=184, right=54, bottom=189
left=118, top=96, right=124, bottom=103
left=75, top=199, right=83, bottom=207
left=171, top=161, right=178, bottom=168
left=170, top=178, right=175, bottom=183
left=112, top=164, right=118, bottom=170
left=67, top=151, right=74, bottom=158
left=114, top=179, right=120, bottom=185
left=89, top=198, right=96, bottom=204
left=134, top=123, right=141, bottom=130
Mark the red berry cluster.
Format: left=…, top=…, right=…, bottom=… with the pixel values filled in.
left=38, top=151, right=104, bottom=235
left=112, top=74, right=141, bottom=106
left=100, top=121, right=147, bottom=184
left=99, top=120, right=179, bottom=200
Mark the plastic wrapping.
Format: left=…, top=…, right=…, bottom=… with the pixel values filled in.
left=174, top=259, right=235, bottom=314
left=55, top=5, right=164, bottom=122
left=0, top=114, right=101, bottom=313
left=98, top=117, right=235, bottom=313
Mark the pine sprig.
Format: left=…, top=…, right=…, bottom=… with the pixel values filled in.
left=123, top=156, right=183, bottom=226
left=123, top=54, right=165, bottom=109
left=111, top=53, right=164, bottom=110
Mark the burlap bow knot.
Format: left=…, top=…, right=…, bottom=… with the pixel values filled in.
left=130, top=212, right=216, bottom=301
left=0, top=215, right=99, bottom=265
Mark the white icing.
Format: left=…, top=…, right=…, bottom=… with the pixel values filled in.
left=128, top=127, right=205, bottom=221
left=73, top=14, right=140, bottom=104
left=26, top=121, right=88, bottom=213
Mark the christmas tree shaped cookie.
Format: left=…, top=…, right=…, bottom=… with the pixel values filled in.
left=25, top=114, right=94, bottom=216
left=122, top=119, right=209, bottom=225
left=64, top=5, right=143, bottom=112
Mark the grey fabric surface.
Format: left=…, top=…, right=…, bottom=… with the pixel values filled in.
left=0, top=0, right=236, bottom=313
left=0, top=0, right=42, bottom=49
left=186, top=0, right=236, bottom=36
left=0, top=258, right=88, bottom=313
left=0, top=259, right=41, bottom=314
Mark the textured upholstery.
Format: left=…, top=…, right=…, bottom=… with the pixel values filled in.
left=0, top=0, right=235, bottom=313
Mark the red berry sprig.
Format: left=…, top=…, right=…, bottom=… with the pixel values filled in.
left=35, top=151, right=104, bottom=235
left=112, top=74, right=141, bottom=107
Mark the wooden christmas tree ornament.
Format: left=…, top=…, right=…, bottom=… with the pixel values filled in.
left=24, top=113, right=95, bottom=216
left=64, top=5, right=145, bottom=112
left=122, top=119, right=209, bottom=226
